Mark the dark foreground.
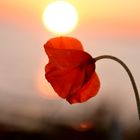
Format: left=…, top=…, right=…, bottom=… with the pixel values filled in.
left=0, top=121, right=139, bottom=140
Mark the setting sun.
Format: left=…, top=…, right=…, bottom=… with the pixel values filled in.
left=42, top=1, right=78, bottom=34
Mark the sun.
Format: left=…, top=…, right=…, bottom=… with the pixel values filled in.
left=42, top=1, right=78, bottom=34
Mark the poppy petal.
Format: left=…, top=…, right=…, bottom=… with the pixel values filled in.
left=44, top=36, right=83, bottom=51
left=66, top=72, right=100, bottom=104
left=45, top=48, right=96, bottom=99
left=44, top=37, right=100, bottom=104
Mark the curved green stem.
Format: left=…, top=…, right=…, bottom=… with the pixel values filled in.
left=95, top=55, right=140, bottom=120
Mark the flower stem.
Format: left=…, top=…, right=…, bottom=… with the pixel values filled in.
left=95, top=55, right=140, bottom=120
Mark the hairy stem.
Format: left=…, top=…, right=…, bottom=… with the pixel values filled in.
left=95, top=55, right=140, bottom=120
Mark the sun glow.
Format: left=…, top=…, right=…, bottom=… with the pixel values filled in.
left=36, top=67, right=58, bottom=99
left=42, top=1, right=78, bottom=34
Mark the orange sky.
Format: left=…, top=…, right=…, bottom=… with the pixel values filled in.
left=0, top=0, right=140, bottom=37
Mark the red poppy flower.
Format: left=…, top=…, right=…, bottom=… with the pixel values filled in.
left=44, top=37, right=100, bottom=104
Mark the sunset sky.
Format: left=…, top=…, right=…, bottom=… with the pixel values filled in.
left=1, top=0, right=140, bottom=37
left=0, top=0, right=140, bottom=128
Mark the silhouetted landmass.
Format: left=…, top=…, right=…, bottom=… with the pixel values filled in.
left=0, top=105, right=139, bottom=140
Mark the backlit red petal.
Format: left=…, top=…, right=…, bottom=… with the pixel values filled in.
left=66, top=72, right=100, bottom=104
left=44, top=37, right=83, bottom=51
left=45, top=48, right=96, bottom=99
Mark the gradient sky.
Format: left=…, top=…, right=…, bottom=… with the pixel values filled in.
left=1, top=0, right=140, bottom=37
left=0, top=0, right=140, bottom=128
